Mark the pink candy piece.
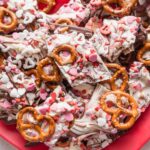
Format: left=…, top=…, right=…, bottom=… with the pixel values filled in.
left=0, top=101, right=11, bottom=109
left=89, top=53, right=97, bottom=62
left=127, top=16, right=136, bottom=24
left=37, top=105, right=49, bottom=115
left=40, top=89, right=48, bottom=100
left=50, top=92, right=57, bottom=101
left=133, top=83, right=143, bottom=91
left=27, top=84, right=36, bottom=92
left=68, top=68, right=78, bottom=76
left=12, top=33, right=20, bottom=40
left=40, top=92, right=48, bottom=100
left=100, top=24, right=111, bottom=35
left=64, top=113, right=74, bottom=121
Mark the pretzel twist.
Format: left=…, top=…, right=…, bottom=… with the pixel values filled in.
left=102, top=0, right=137, bottom=16
left=104, top=63, right=128, bottom=91
left=37, top=57, right=62, bottom=82
left=37, top=0, right=56, bottom=13
left=100, top=91, right=138, bottom=130
left=52, top=44, right=77, bottom=66
left=17, top=107, right=55, bottom=142
left=137, top=42, right=150, bottom=66
left=0, top=7, right=18, bottom=33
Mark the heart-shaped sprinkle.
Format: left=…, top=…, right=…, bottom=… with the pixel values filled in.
left=50, top=92, right=57, bottom=100
left=27, top=83, right=36, bottom=92
left=68, top=68, right=78, bottom=76
left=40, top=92, right=48, bottom=100
left=89, top=54, right=97, bottom=62
left=127, top=16, right=136, bottom=24
left=64, top=113, right=74, bottom=121
left=37, top=104, right=50, bottom=115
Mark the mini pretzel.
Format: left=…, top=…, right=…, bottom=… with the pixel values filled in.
left=100, top=91, right=138, bottom=130
left=52, top=44, right=77, bottom=66
left=55, top=18, right=73, bottom=33
left=37, top=0, right=56, bottom=13
left=0, top=7, right=18, bottom=33
left=37, top=57, right=62, bottom=82
left=17, top=107, right=55, bottom=142
left=102, top=0, right=137, bottom=16
left=137, top=42, right=150, bottom=66
left=25, top=69, right=41, bottom=87
left=104, top=63, right=128, bottom=91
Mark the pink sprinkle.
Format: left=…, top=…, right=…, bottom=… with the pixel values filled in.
left=12, top=33, right=20, bottom=39
left=0, top=101, right=11, bottom=109
left=50, top=92, right=57, bottom=100
left=47, top=98, right=55, bottom=104
left=141, top=107, right=146, bottom=112
left=38, top=105, right=49, bottom=115
left=127, top=16, right=136, bottom=24
left=27, top=84, right=36, bottom=92
left=89, top=54, right=97, bottom=62
left=68, top=68, right=78, bottom=76
left=40, top=92, right=48, bottom=100
left=133, top=83, right=142, bottom=91
left=64, top=113, right=74, bottom=121
left=40, top=88, right=46, bottom=93
left=100, top=24, right=111, bottom=35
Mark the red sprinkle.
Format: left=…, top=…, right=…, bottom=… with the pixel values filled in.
left=50, top=92, right=57, bottom=100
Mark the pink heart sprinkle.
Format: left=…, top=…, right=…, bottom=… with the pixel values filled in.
left=40, top=92, right=48, bottom=100
left=64, top=113, right=74, bottom=121
left=12, top=33, right=20, bottom=39
left=89, top=54, right=97, bottom=62
left=50, top=92, right=57, bottom=101
left=38, top=105, right=49, bottom=115
left=27, top=84, right=36, bottom=92
left=68, top=68, right=78, bottom=76
left=0, top=101, right=11, bottom=109
left=127, top=16, right=136, bottom=24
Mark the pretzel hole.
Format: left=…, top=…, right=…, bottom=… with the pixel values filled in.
left=142, top=50, right=150, bottom=60
left=39, top=119, right=50, bottom=133
left=22, top=113, right=37, bottom=124
left=120, top=96, right=132, bottom=110
left=114, top=75, right=123, bottom=88
left=108, top=2, right=122, bottom=10
left=59, top=51, right=71, bottom=62
left=25, top=128, right=39, bottom=137
left=1, top=13, right=12, bottom=25
left=117, top=112, right=132, bottom=124
left=43, top=64, right=54, bottom=76
left=105, top=94, right=118, bottom=109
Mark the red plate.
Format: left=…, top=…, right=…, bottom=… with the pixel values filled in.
left=0, top=1, right=150, bottom=150
left=0, top=107, right=149, bottom=150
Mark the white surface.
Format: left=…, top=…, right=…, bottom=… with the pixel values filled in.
left=0, top=137, right=149, bottom=150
